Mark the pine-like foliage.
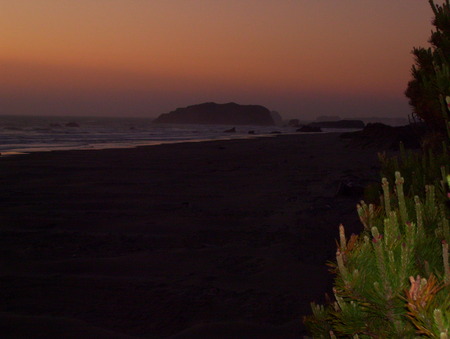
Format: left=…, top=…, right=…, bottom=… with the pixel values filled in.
left=304, top=2, right=450, bottom=337
left=377, top=141, right=449, bottom=201
left=405, top=0, right=450, bottom=136
left=304, top=172, right=450, bottom=338
left=306, top=126, right=450, bottom=338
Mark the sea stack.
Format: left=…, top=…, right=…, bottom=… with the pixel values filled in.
left=153, top=102, right=275, bottom=126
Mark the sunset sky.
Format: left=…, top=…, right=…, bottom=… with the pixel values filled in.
left=0, top=1, right=435, bottom=120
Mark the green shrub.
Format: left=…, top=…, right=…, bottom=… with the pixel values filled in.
left=377, top=141, right=449, bottom=201
left=405, top=0, right=450, bottom=136
left=304, top=173, right=450, bottom=338
left=305, top=3, right=450, bottom=336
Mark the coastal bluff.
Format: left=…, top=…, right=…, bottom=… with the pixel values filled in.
left=153, top=102, right=275, bottom=126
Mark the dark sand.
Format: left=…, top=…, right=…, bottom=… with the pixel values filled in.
left=0, top=133, right=384, bottom=338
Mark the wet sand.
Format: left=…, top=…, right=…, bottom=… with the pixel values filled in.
left=0, top=133, right=384, bottom=338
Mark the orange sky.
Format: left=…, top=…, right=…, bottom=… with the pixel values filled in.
left=0, top=1, right=434, bottom=119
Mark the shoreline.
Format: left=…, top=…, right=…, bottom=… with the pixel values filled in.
left=0, top=133, right=385, bottom=338
left=0, top=132, right=284, bottom=157
left=0, top=131, right=336, bottom=157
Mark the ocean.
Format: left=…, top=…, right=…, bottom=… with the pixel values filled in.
left=0, top=115, right=300, bottom=155
left=0, top=115, right=364, bottom=155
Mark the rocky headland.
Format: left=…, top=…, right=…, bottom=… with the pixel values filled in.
left=153, top=102, right=275, bottom=126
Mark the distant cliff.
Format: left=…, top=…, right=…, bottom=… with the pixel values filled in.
left=153, top=102, right=275, bottom=126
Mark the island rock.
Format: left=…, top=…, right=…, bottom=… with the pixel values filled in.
left=153, top=102, right=275, bottom=126
left=316, top=115, right=341, bottom=122
left=270, top=111, right=283, bottom=126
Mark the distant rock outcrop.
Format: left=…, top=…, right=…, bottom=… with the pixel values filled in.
left=270, top=111, right=283, bottom=126
left=153, top=102, right=275, bottom=126
left=297, top=125, right=322, bottom=133
left=308, top=120, right=365, bottom=129
left=288, top=119, right=300, bottom=127
left=316, top=115, right=341, bottom=122
left=340, top=123, right=424, bottom=149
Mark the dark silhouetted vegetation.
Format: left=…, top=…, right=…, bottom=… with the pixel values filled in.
left=405, top=0, right=450, bottom=137
left=305, top=2, right=450, bottom=337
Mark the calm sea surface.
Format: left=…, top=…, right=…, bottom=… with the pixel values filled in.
left=0, top=115, right=363, bottom=155
left=0, top=115, right=301, bottom=155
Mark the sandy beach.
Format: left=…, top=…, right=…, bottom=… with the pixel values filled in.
left=0, top=133, right=385, bottom=338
